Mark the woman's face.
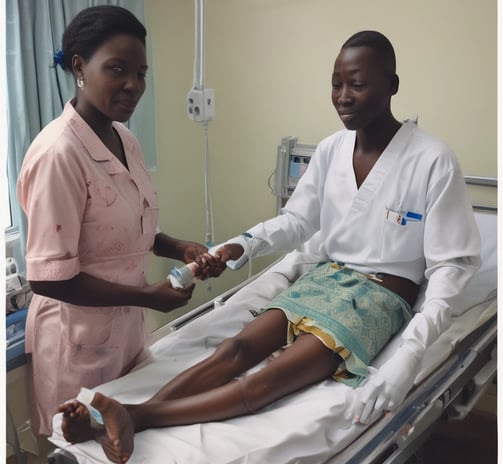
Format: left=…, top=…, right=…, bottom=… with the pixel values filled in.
left=331, top=46, right=395, bottom=131
left=75, top=34, right=148, bottom=123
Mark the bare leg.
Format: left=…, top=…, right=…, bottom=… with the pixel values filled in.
left=146, top=309, right=289, bottom=401
left=57, top=310, right=288, bottom=447
left=60, top=331, right=340, bottom=459
left=127, top=331, right=341, bottom=430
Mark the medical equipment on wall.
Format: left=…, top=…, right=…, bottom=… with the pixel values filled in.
left=271, top=136, right=314, bottom=212
left=187, top=0, right=215, bottom=123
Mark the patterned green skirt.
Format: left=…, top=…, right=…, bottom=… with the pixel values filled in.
left=259, top=262, right=412, bottom=386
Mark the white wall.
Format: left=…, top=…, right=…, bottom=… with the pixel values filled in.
left=144, top=0, right=497, bottom=329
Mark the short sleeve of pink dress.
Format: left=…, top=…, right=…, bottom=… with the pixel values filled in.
left=16, top=101, right=158, bottom=436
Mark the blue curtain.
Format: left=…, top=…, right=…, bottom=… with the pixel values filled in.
left=5, top=0, right=156, bottom=273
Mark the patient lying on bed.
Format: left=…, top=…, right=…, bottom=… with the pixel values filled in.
left=57, top=30, right=481, bottom=464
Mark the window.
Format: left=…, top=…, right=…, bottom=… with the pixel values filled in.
left=2, top=2, right=12, bottom=244
left=3, top=14, right=20, bottom=267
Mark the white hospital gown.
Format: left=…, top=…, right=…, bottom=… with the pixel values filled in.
left=229, top=120, right=481, bottom=354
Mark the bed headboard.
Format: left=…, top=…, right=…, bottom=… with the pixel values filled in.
left=464, top=176, right=497, bottom=212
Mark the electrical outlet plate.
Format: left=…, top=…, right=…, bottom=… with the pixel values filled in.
left=187, top=88, right=215, bottom=122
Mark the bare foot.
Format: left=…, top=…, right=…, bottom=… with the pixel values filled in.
left=91, top=392, right=135, bottom=464
left=58, top=401, right=95, bottom=444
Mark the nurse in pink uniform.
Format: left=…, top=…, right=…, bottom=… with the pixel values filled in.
left=16, top=5, right=223, bottom=437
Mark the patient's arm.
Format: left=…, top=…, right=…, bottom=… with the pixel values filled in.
left=351, top=343, right=422, bottom=424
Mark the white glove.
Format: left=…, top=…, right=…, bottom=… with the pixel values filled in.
left=351, top=345, right=422, bottom=424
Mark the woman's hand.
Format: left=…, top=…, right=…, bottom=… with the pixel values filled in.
left=181, top=241, right=209, bottom=264
left=143, top=280, right=195, bottom=312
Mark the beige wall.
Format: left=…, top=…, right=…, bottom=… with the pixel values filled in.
left=143, top=0, right=497, bottom=330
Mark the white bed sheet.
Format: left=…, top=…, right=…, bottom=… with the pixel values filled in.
left=50, top=212, right=497, bottom=464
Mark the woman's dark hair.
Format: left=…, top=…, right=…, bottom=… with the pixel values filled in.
left=59, top=5, right=146, bottom=72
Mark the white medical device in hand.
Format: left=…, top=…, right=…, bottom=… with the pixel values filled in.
left=169, top=262, right=198, bottom=289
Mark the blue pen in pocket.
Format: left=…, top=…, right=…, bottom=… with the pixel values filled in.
left=405, top=211, right=423, bottom=222
left=385, top=208, right=423, bottom=225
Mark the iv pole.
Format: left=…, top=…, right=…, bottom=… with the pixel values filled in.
left=193, top=0, right=205, bottom=91
left=189, top=0, right=215, bottom=250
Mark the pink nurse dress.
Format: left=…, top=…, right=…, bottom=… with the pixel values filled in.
left=16, top=101, right=158, bottom=436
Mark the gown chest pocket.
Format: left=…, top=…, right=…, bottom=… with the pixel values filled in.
left=83, top=178, right=119, bottom=223
left=141, top=205, right=159, bottom=236
left=380, top=209, right=424, bottom=262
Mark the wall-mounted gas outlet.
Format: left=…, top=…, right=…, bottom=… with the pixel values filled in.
left=187, top=88, right=215, bottom=122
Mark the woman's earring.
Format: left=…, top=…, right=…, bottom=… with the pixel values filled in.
left=77, top=76, right=85, bottom=88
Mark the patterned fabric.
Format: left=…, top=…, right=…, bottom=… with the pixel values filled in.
left=260, top=263, right=412, bottom=386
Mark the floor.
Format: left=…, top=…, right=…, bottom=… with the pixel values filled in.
left=421, top=410, right=497, bottom=464
left=6, top=400, right=497, bottom=463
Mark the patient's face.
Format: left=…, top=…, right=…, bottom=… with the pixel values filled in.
left=331, top=46, right=394, bottom=131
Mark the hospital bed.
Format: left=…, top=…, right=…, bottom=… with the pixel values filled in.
left=47, top=138, right=497, bottom=464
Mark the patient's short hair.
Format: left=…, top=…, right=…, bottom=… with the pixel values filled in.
left=342, top=31, right=396, bottom=74
left=61, top=5, right=146, bottom=72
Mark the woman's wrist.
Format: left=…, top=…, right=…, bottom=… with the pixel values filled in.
left=153, top=233, right=185, bottom=260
